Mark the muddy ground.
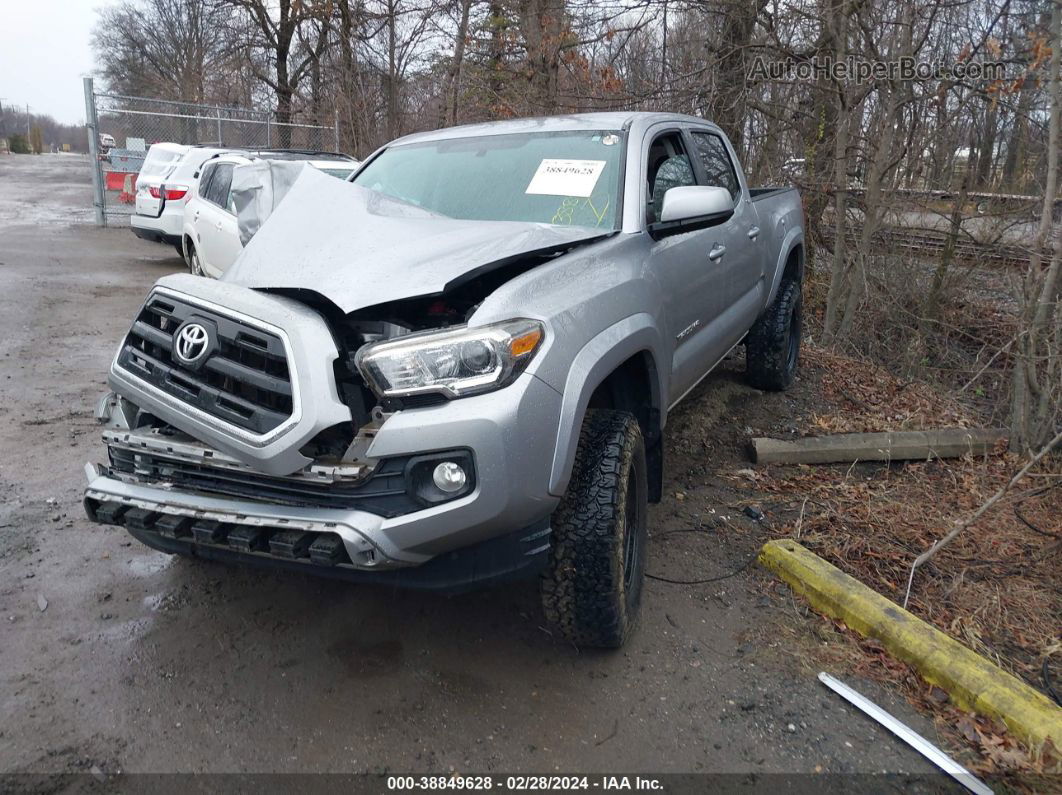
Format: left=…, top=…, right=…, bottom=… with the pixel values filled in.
left=0, top=154, right=960, bottom=788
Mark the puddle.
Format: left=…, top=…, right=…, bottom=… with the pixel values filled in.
left=97, top=615, right=154, bottom=643
left=327, top=637, right=404, bottom=677
left=127, top=552, right=176, bottom=578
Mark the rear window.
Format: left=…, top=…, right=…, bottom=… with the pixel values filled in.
left=140, top=147, right=184, bottom=178
left=316, top=166, right=357, bottom=179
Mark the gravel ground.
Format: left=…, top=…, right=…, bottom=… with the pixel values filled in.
left=0, top=154, right=959, bottom=789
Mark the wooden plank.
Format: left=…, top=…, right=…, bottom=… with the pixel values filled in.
left=750, top=428, right=1008, bottom=465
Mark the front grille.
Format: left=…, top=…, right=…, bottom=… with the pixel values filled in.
left=116, top=295, right=293, bottom=434
left=108, top=447, right=425, bottom=518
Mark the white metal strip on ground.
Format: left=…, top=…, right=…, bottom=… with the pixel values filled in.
left=818, top=672, right=993, bottom=795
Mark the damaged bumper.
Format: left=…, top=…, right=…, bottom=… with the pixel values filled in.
left=84, top=463, right=550, bottom=590
left=84, top=369, right=563, bottom=588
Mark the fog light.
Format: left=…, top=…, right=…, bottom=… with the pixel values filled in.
left=432, top=461, right=467, bottom=493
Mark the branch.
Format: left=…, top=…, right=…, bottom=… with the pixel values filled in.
left=902, top=426, right=1062, bottom=609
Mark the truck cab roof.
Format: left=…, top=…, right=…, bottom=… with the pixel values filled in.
left=390, top=112, right=724, bottom=147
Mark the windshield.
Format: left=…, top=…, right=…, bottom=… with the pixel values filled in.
left=352, top=130, right=624, bottom=229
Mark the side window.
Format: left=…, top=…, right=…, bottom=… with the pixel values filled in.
left=646, top=132, right=696, bottom=224
left=691, top=132, right=740, bottom=200
left=197, top=164, right=216, bottom=200
left=204, top=163, right=234, bottom=209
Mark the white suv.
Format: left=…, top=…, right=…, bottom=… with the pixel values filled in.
left=130, top=145, right=248, bottom=255
left=183, top=151, right=358, bottom=278
left=130, top=143, right=191, bottom=252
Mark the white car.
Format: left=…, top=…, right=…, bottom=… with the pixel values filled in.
left=130, top=143, right=207, bottom=254
left=182, top=152, right=358, bottom=278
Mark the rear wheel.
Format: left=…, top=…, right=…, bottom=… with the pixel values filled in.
left=746, top=278, right=802, bottom=391
left=186, top=242, right=205, bottom=277
left=541, top=410, right=648, bottom=648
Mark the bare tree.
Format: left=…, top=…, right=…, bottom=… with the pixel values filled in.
left=221, top=0, right=335, bottom=145
left=1010, top=0, right=1061, bottom=452
left=93, top=0, right=233, bottom=104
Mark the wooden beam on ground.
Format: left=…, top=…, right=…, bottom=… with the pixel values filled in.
left=750, top=428, right=1008, bottom=465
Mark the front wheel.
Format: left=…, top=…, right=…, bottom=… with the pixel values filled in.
left=541, top=410, right=648, bottom=648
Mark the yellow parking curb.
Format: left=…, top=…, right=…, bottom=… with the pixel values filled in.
left=758, top=539, right=1062, bottom=755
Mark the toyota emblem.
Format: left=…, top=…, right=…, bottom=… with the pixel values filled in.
left=174, top=322, right=210, bottom=365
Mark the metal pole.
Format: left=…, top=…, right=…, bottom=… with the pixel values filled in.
left=215, top=104, right=223, bottom=145
left=266, top=114, right=271, bottom=147
left=818, top=674, right=993, bottom=795
left=334, top=108, right=340, bottom=152
left=83, top=78, right=106, bottom=227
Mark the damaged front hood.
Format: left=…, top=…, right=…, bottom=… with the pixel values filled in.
left=224, top=167, right=611, bottom=314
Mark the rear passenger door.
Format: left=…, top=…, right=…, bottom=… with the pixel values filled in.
left=194, top=162, right=239, bottom=278
left=688, top=129, right=765, bottom=343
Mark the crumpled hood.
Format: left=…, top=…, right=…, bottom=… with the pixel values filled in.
left=224, top=166, right=610, bottom=314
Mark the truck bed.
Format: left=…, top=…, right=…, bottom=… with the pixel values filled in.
left=749, top=186, right=798, bottom=201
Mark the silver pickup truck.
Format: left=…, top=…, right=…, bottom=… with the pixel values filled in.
left=85, top=112, right=804, bottom=648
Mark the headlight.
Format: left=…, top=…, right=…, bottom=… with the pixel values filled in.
left=354, top=319, right=545, bottom=399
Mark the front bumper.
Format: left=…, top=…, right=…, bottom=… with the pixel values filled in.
left=84, top=479, right=550, bottom=591
left=85, top=369, right=564, bottom=581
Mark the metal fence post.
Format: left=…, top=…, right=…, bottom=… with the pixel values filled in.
left=83, top=77, right=106, bottom=227
left=334, top=109, right=340, bottom=152
left=216, top=104, right=223, bottom=145
left=265, top=114, right=271, bottom=147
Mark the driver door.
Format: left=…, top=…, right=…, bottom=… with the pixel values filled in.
left=647, top=130, right=732, bottom=405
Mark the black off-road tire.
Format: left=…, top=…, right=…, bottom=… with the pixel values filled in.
left=746, top=278, right=802, bottom=391
left=541, top=409, right=648, bottom=649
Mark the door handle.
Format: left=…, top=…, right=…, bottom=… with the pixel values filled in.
left=748, top=226, right=760, bottom=239
left=708, top=244, right=726, bottom=261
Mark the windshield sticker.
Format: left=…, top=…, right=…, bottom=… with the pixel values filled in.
left=602, top=134, right=620, bottom=146
left=526, top=159, right=606, bottom=198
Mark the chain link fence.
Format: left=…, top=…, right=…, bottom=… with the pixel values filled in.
left=83, top=78, right=339, bottom=225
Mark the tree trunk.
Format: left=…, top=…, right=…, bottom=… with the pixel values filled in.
left=444, top=0, right=473, bottom=126
left=822, top=0, right=851, bottom=342
left=974, top=102, right=1000, bottom=189
left=1002, top=78, right=1036, bottom=191
left=487, top=0, right=506, bottom=101
left=514, top=0, right=564, bottom=113
left=338, top=0, right=359, bottom=155
left=713, top=0, right=765, bottom=154
left=1010, top=0, right=1062, bottom=452
left=386, top=0, right=399, bottom=139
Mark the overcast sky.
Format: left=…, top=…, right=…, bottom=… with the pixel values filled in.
left=0, top=0, right=120, bottom=126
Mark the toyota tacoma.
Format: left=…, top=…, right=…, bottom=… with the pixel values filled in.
left=84, top=112, right=804, bottom=648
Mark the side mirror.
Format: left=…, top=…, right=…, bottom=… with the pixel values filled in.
left=659, top=185, right=734, bottom=223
